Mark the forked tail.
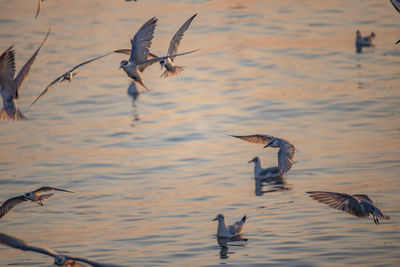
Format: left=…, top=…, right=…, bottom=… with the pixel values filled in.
left=160, top=66, right=185, bottom=78
left=0, top=108, right=27, bottom=121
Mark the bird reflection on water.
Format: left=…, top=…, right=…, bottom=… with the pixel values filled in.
left=254, top=174, right=290, bottom=197
left=127, top=82, right=140, bottom=127
left=216, top=236, right=247, bottom=260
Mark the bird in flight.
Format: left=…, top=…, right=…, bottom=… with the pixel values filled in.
left=0, top=28, right=50, bottom=120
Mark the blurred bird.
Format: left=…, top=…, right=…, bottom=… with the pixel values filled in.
left=119, top=17, right=199, bottom=91
left=29, top=52, right=112, bottom=107
left=159, top=14, right=198, bottom=78
left=0, top=232, right=123, bottom=267
left=213, top=214, right=247, bottom=238
left=248, top=156, right=282, bottom=180
left=231, top=134, right=296, bottom=175
left=0, top=28, right=50, bottom=120
left=355, top=30, right=375, bottom=53
left=0, top=186, right=73, bottom=219
left=306, top=191, right=390, bottom=225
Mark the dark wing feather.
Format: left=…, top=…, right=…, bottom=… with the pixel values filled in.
left=390, top=0, right=400, bottom=14
left=0, top=195, right=26, bottom=219
left=129, top=17, right=157, bottom=64
left=34, top=186, right=73, bottom=193
left=68, top=52, right=111, bottom=73
left=0, top=232, right=58, bottom=257
left=168, top=14, right=197, bottom=60
left=277, top=139, right=295, bottom=174
left=353, top=194, right=374, bottom=203
left=29, top=75, right=64, bottom=107
left=0, top=46, right=16, bottom=95
left=14, top=28, right=50, bottom=98
left=231, top=134, right=273, bottom=145
left=306, top=191, right=368, bottom=218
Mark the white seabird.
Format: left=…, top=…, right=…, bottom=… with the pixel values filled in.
left=248, top=156, right=282, bottom=180
left=213, top=214, right=247, bottom=238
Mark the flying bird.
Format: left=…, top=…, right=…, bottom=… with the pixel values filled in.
left=0, top=28, right=50, bottom=120
left=231, top=134, right=296, bottom=175
left=306, top=191, right=390, bottom=225
left=159, top=14, right=197, bottom=78
left=355, top=30, right=375, bottom=53
left=248, top=156, right=281, bottom=180
left=213, top=214, right=247, bottom=238
left=29, top=52, right=112, bottom=107
left=0, top=232, right=123, bottom=267
left=119, top=17, right=199, bottom=91
left=0, top=186, right=73, bottom=220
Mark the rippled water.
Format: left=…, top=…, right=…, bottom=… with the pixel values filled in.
left=0, top=0, right=399, bottom=266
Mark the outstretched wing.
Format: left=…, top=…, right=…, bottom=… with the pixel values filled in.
left=0, top=195, right=26, bottom=219
left=168, top=14, right=197, bottom=60
left=29, top=75, right=64, bottom=108
left=129, top=17, right=157, bottom=64
left=0, top=46, right=16, bottom=95
left=33, top=186, right=73, bottom=193
left=390, top=0, right=400, bottom=14
left=231, top=134, right=273, bottom=145
left=306, top=191, right=368, bottom=218
left=0, top=232, right=58, bottom=258
left=277, top=139, right=295, bottom=174
left=69, top=52, right=112, bottom=73
left=14, top=28, right=50, bottom=98
left=353, top=194, right=374, bottom=203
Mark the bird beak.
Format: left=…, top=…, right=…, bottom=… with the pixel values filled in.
left=119, top=66, right=122, bottom=69
left=213, top=217, right=218, bottom=221
left=248, top=159, right=254, bottom=163
left=264, top=144, right=269, bottom=148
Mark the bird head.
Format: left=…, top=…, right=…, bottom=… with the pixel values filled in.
left=248, top=157, right=259, bottom=164
left=54, top=255, right=67, bottom=266
left=23, top=192, right=34, bottom=200
left=64, top=72, right=72, bottom=81
left=159, top=60, right=165, bottom=70
left=213, top=214, right=224, bottom=221
left=356, top=30, right=361, bottom=37
left=264, top=138, right=278, bottom=148
left=120, top=60, right=129, bottom=69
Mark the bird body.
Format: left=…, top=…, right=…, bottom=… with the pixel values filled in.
left=355, top=30, right=375, bottom=53
left=213, top=214, right=246, bottom=237
left=248, top=157, right=281, bottom=180
left=307, top=191, right=390, bottom=225
left=0, top=28, right=50, bottom=120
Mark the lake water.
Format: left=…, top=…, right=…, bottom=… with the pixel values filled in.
left=0, top=0, right=399, bottom=266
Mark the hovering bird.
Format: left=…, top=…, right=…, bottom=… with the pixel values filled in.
left=0, top=28, right=50, bottom=120
left=119, top=17, right=199, bottom=91
left=159, top=14, right=197, bottom=78
left=232, top=134, right=296, bottom=175
left=248, top=157, right=282, bottom=180
left=213, top=214, right=247, bottom=238
left=306, top=191, right=390, bottom=225
left=36, top=0, right=44, bottom=19
left=29, top=52, right=112, bottom=107
left=0, top=186, right=73, bottom=220
left=355, top=30, right=375, bottom=53
left=0, top=233, right=123, bottom=267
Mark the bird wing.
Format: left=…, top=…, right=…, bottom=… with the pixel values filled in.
left=353, top=194, right=374, bottom=203
left=0, top=46, right=16, bottom=96
left=306, top=191, right=367, bottom=218
left=229, top=216, right=246, bottom=236
left=138, top=52, right=159, bottom=72
left=135, top=49, right=199, bottom=67
left=167, top=14, right=197, bottom=61
left=277, top=139, right=295, bottom=174
left=231, top=134, right=273, bottom=145
left=390, top=0, right=400, bottom=14
left=129, top=17, right=157, bottom=64
left=34, top=186, right=74, bottom=193
left=68, top=52, right=112, bottom=74
left=14, top=28, right=50, bottom=98
left=0, top=195, right=26, bottom=219
left=29, top=75, right=64, bottom=108
left=0, top=232, right=58, bottom=258
left=35, top=0, right=42, bottom=19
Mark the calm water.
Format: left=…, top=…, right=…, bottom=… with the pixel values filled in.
left=0, top=0, right=399, bottom=266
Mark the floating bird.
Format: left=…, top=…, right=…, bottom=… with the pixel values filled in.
left=306, top=191, right=390, bottom=225
left=231, top=134, right=296, bottom=175
left=0, top=232, right=123, bottom=267
left=159, top=14, right=197, bottom=78
left=355, top=30, right=375, bottom=53
left=29, top=52, right=112, bottom=107
left=0, top=186, right=73, bottom=219
left=36, top=0, right=43, bottom=19
left=213, top=214, right=247, bottom=238
left=119, top=17, right=198, bottom=91
left=0, top=28, right=50, bottom=120
left=248, top=156, right=282, bottom=180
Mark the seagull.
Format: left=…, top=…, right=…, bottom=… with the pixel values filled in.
left=0, top=186, right=73, bottom=220
left=36, top=0, right=44, bottom=19
left=159, top=14, right=197, bottom=78
left=248, top=156, right=282, bottom=180
left=355, top=30, right=375, bottom=53
left=0, top=232, right=123, bottom=267
left=119, top=17, right=199, bottom=91
left=213, top=214, right=247, bottom=238
left=29, top=52, right=112, bottom=107
left=231, top=134, right=296, bottom=175
left=0, top=28, right=50, bottom=120
left=306, top=191, right=390, bottom=225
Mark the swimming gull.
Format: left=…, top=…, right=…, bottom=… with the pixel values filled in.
left=213, top=214, right=247, bottom=237
left=307, top=191, right=390, bottom=225
left=355, top=30, right=375, bottom=53
left=248, top=156, right=281, bottom=180
left=0, top=28, right=50, bottom=120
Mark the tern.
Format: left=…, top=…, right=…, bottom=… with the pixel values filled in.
left=119, top=17, right=198, bottom=91
left=159, top=14, right=197, bottom=78
left=0, top=28, right=50, bottom=120
left=0, top=232, right=123, bottom=267
left=355, top=30, right=375, bottom=53
left=248, top=157, right=282, bottom=180
left=307, top=191, right=390, bottom=225
left=231, top=134, right=296, bottom=175
left=0, top=186, right=73, bottom=219
left=29, top=52, right=112, bottom=107
left=213, top=214, right=247, bottom=238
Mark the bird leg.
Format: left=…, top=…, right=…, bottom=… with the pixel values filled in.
left=373, top=216, right=379, bottom=225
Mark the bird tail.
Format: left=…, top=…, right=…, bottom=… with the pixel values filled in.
left=0, top=108, right=27, bottom=121
left=160, top=66, right=185, bottom=78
